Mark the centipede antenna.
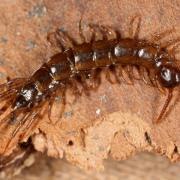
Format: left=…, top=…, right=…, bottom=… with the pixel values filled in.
left=155, top=89, right=173, bottom=123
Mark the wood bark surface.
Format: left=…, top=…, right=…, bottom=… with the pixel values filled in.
left=13, top=153, right=180, bottom=180
left=0, top=0, right=179, bottom=174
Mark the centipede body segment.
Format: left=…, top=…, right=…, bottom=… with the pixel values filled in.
left=0, top=16, right=180, bottom=155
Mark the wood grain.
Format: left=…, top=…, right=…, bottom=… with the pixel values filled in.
left=0, top=0, right=179, bottom=174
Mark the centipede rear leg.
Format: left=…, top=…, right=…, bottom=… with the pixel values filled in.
left=12, top=101, right=50, bottom=148
left=0, top=99, right=14, bottom=115
left=0, top=78, right=26, bottom=94
left=1, top=109, right=31, bottom=153
left=18, top=108, right=43, bottom=144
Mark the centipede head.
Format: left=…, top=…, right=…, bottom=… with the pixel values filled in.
left=158, top=64, right=180, bottom=88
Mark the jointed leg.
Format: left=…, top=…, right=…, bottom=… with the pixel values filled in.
left=168, top=42, right=180, bottom=58
left=47, top=92, right=58, bottom=124
left=18, top=109, right=43, bottom=142
left=88, top=69, right=101, bottom=90
left=68, top=78, right=83, bottom=104
left=105, top=66, right=117, bottom=84
left=120, top=65, right=134, bottom=85
left=89, top=24, right=119, bottom=41
left=47, top=29, right=75, bottom=51
left=2, top=109, right=32, bottom=153
left=75, top=74, right=90, bottom=96
left=150, top=28, right=175, bottom=43
left=79, top=18, right=86, bottom=43
left=129, top=15, right=142, bottom=39
left=131, top=66, right=141, bottom=80
left=139, top=67, right=152, bottom=85
left=54, top=86, right=66, bottom=123
left=162, top=37, right=180, bottom=50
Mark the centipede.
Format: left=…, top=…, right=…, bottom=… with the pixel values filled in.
left=0, top=16, right=179, bottom=156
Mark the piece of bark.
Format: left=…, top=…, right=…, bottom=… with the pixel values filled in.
left=0, top=0, right=180, bottom=172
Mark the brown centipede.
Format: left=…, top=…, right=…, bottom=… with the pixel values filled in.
left=0, top=16, right=179, bottom=156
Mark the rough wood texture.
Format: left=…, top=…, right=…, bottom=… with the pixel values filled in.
left=12, top=153, right=180, bottom=180
left=0, top=0, right=180, bottom=173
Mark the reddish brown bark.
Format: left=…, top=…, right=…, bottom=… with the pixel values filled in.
left=0, top=0, right=179, bottom=172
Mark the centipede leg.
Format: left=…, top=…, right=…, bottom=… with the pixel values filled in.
left=87, top=69, right=101, bottom=90
left=89, top=24, right=118, bottom=41
left=111, top=67, right=121, bottom=84
left=105, top=66, right=117, bottom=84
left=139, top=67, right=152, bottom=85
left=77, top=74, right=90, bottom=96
left=78, top=18, right=86, bottom=43
left=98, top=25, right=119, bottom=40
left=47, top=32, right=63, bottom=51
left=125, top=65, right=134, bottom=84
left=169, top=43, right=180, bottom=57
left=47, top=30, right=76, bottom=51
left=55, top=30, right=76, bottom=49
left=17, top=101, right=49, bottom=142
left=0, top=99, right=13, bottom=115
left=0, top=78, right=26, bottom=93
left=132, top=66, right=141, bottom=80
left=18, top=109, right=43, bottom=143
left=69, top=78, right=82, bottom=96
left=154, top=89, right=173, bottom=123
left=47, top=92, right=57, bottom=124
left=129, top=15, right=142, bottom=39
left=54, top=88, right=66, bottom=125
left=119, top=65, right=128, bottom=84
left=150, top=28, right=175, bottom=43
left=120, top=65, right=134, bottom=85
left=163, top=37, right=180, bottom=49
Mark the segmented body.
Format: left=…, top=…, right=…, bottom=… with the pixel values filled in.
left=0, top=17, right=180, bottom=156
left=13, top=38, right=180, bottom=110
